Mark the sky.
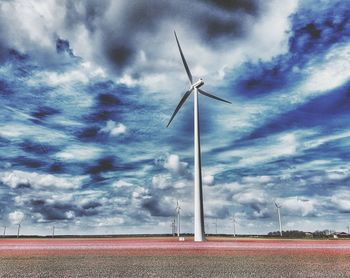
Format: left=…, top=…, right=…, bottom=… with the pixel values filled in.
left=1, top=0, right=350, bottom=236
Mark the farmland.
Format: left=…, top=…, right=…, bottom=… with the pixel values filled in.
left=0, top=237, right=349, bottom=277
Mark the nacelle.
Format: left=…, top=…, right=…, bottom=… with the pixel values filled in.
left=192, top=78, right=204, bottom=89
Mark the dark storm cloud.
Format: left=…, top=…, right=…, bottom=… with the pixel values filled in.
left=97, top=93, right=121, bottom=106
left=289, top=0, right=350, bottom=56
left=142, top=197, right=174, bottom=217
left=19, top=140, right=57, bottom=155
left=77, top=126, right=100, bottom=140
left=87, top=156, right=116, bottom=175
left=29, top=199, right=101, bottom=221
left=208, top=0, right=260, bottom=14
left=14, top=156, right=45, bottom=169
left=0, top=79, right=13, bottom=95
left=234, top=56, right=301, bottom=97
left=62, top=0, right=266, bottom=72
left=81, top=82, right=129, bottom=126
left=49, top=161, right=66, bottom=173
left=31, top=106, right=60, bottom=120
left=64, top=0, right=111, bottom=32
left=56, top=38, right=75, bottom=57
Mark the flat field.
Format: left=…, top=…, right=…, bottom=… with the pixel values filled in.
left=0, top=237, right=349, bottom=277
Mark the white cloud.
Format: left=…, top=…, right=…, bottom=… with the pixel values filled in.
left=163, top=154, right=188, bottom=174
left=0, top=0, right=67, bottom=65
left=132, top=186, right=149, bottom=199
left=302, top=43, right=350, bottom=92
left=55, top=145, right=103, bottom=161
left=0, top=170, right=85, bottom=190
left=203, top=175, right=214, bottom=186
left=235, top=132, right=299, bottom=166
left=9, top=210, right=25, bottom=224
left=65, top=211, right=75, bottom=219
left=331, top=190, right=350, bottom=212
left=30, top=61, right=107, bottom=86
left=242, top=175, right=272, bottom=184
left=281, top=197, right=318, bottom=217
left=97, top=217, right=125, bottom=227
left=234, top=189, right=268, bottom=205
left=112, top=180, right=133, bottom=188
left=100, top=120, right=127, bottom=136
left=152, top=174, right=172, bottom=190
left=0, top=123, right=68, bottom=142
left=241, top=0, right=299, bottom=61
left=327, top=171, right=350, bottom=181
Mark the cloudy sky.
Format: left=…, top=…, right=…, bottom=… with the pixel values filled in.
left=1, top=0, right=350, bottom=236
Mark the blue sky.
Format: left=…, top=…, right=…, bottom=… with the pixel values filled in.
left=1, top=0, right=350, bottom=235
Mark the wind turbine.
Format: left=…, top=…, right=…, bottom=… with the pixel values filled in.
left=274, top=201, right=282, bottom=237
left=176, top=200, right=181, bottom=237
left=3, top=226, right=6, bottom=237
left=167, top=31, right=231, bottom=242
left=16, top=214, right=25, bottom=239
left=171, top=218, right=176, bottom=236
left=52, top=225, right=55, bottom=238
left=232, top=216, right=236, bottom=237
left=17, top=223, right=21, bottom=239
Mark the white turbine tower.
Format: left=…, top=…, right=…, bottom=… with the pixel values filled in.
left=167, top=31, right=231, bottom=242
left=274, top=201, right=282, bottom=237
left=171, top=218, right=176, bottom=236
left=3, top=226, right=6, bottom=237
left=17, top=223, right=21, bottom=239
left=176, top=200, right=181, bottom=237
left=232, top=216, right=236, bottom=237
left=16, top=214, right=25, bottom=239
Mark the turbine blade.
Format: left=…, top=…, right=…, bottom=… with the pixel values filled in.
left=174, top=31, right=193, bottom=84
left=167, top=90, right=192, bottom=127
left=198, top=89, right=231, bottom=104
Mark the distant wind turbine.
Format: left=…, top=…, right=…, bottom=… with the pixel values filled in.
left=274, top=201, right=282, bottom=237
left=232, top=216, right=236, bottom=237
left=176, top=200, right=181, bottom=237
left=52, top=225, right=55, bottom=238
left=17, top=223, right=21, bottom=239
left=3, top=226, right=6, bottom=237
left=171, top=218, right=176, bottom=236
left=16, top=214, right=25, bottom=239
left=167, top=31, right=231, bottom=242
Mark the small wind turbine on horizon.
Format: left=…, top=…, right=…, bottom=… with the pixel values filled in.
left=171, top=218, right=176, bottom=236
left=167, top=31, right=231, bottom=242
left=16, top=214, right=25, bottom=239
left=17, top=223, right=21, bottom=239
left=274, top=201, right=282, bottom=237
left=176, top=200, right=181, bottom=237
left=232, top=216, right=236, bottom=237
left=3, top=226, right=6, bottom=237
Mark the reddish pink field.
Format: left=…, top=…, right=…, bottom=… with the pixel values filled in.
left=1, top=238, right=350, bottom=277
left=1, top=237, right=350, bottom=256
